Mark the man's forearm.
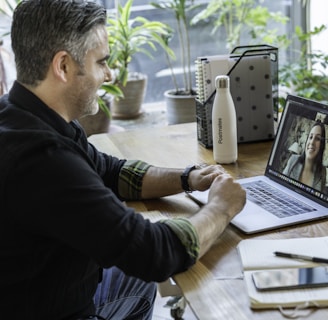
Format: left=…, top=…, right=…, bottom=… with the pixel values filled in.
left=141, top=166, right=184, bottom=199
left=188, top=202, right=232, bottom=258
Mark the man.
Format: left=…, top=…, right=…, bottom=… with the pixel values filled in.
left=0, top=1, right=246, bottom=319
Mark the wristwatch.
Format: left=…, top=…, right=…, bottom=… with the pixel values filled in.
left=181, top=165, right=199, bottom=193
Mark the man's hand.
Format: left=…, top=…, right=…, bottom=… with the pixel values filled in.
left=207, top=173, right=246, bottom=218
left=189, top=172, right=246, bottom=258
left=188, top=165, right=226, bottom=191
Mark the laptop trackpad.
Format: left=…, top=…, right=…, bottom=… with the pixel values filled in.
left=231, top=200, right=277, bottom=233
left=188, top=191, right=277, bottom=233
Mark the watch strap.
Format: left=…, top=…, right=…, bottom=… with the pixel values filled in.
left=181, top=165, right=198, bottom=192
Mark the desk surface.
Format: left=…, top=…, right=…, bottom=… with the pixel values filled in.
left=89, top=122, right=328, bottom=320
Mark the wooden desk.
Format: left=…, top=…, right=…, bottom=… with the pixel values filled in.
left=89, top=122, right=328, bottom=320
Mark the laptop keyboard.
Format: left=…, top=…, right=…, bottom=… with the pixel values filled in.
left=243, top=180, right=316, bottom=218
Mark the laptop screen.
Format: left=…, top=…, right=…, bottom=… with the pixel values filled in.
left=266, top=95, right=328, bottom=206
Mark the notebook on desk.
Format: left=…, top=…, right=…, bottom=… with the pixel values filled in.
left=188, top=94, right=328, bottom=234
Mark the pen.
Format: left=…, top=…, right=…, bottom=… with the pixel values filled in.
left=274, top=251, right=328, bottom=264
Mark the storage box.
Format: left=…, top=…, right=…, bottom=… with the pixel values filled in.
left=195, top=45, right=278, bottom=148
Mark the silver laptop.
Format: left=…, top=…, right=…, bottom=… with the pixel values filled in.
left=189, top=94, right=328, bottom=234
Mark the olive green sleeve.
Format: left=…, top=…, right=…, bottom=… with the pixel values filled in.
left=161, top=218, right=200, bottom=261
left=118, top=160, right=151, bottom=200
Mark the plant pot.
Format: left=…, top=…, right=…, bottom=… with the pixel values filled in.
left=164, top=90, right=197, bottom=125
left=78, top=95, right=112, bottom=137
left=111, top=73, right=147, bottom=119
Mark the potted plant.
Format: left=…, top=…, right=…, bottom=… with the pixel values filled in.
left=107, top=0, right=174, bottom=119
left=279, top=24, right=328, bottom=107
left=150, top=0, right=286, bottom=125
left=151, top=0, right=200, bottom=124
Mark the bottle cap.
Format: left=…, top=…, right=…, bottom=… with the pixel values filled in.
left=215, top=75, right=229, bottom=89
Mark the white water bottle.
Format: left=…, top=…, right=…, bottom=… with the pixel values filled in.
left=212, top=75, right=238, bottom=164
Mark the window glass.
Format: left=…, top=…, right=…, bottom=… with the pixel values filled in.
left=0, top=0, right=304, bottom=102
left=310, top=0, right=328, bottom=74
left=103, top=0, right=296, bottom=103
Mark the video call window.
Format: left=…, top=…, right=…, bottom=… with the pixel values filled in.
left=268, top=101, right=328, bottom=199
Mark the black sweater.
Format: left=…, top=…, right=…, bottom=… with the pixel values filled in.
left=0, top=82, right=193, bottom=319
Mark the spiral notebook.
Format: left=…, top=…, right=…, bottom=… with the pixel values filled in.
left=189, top=94, right=328, bottom=234
left=195, top=55, right=234, bottom=103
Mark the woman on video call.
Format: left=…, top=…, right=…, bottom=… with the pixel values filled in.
left=283, top=121, right=327, bottom=192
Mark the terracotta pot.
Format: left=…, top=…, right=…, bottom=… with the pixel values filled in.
left=111, top=73, right=147, bottom=119
left=79, top=95, right=112, bottom=137
left=164, top=90, right=197, bottom=125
